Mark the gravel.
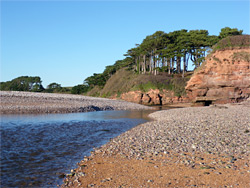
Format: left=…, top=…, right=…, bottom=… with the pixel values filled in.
left=0, top=91, right=151, bottom=114
left=62, top=100, right=250, bottom=188
left=94, top=102, right=250, bottom=158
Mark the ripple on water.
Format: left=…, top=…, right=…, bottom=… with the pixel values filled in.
left=0, top=110, right=152, bottom=187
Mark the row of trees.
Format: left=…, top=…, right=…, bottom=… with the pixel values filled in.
left=0, top=76, right=70, bottom=93
left=126, top=30, right=216, bottom=77
left=82, top=27, right=243, bottom=91
left=0, top=76, right=45, bottom=92
left=1, top=27, right=243, bottom=94
left=125, top=27, right=243, bottom=77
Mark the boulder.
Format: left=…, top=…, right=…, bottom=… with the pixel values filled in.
left=146, top=89, right=162, bottom=105
left=141, top=94, right=151, bottom=104
left=120, top=91, right=143, bottom=103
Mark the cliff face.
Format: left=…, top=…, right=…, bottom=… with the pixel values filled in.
left=185, top=48, right=250, bottom=104
left=119, top=89, right=189, bottom=106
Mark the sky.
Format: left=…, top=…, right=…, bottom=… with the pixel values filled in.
left=1, top=0, right=250, bottom=87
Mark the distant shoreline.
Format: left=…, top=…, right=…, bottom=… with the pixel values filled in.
left=0, top=91, right=151, bottom=114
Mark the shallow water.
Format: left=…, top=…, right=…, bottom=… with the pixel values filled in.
left=0, top=110, right=156, bottom=187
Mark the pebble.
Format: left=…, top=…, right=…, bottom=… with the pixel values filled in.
left=0, top=91, right=151, bottom=114
left=101, top=178, right=112, bottom=182
left=93, top=103, right=250, bottom=163
left=61, top=101, right=250, bottom=187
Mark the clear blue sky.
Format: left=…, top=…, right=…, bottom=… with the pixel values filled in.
left=1, top=0, right=250, bottom=87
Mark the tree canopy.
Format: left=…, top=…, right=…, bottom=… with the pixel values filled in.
left=1, top=27, right=244, bottom=94
left=71, top=84, right=89, bottom=94
left=83, top=27, right=243, bottom=90
left=219, top=27, right=243, bottom=39
left=45, top=82, right=64, bottom=93
left=0, top=76, right=44, bottom=92
left=47, top=82, right=61, bottom=89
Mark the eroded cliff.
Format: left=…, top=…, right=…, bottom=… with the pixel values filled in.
left=186, top=48, right=250, bottom=104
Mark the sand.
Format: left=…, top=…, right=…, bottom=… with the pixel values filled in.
left=62, top=101, right=250, bottom=187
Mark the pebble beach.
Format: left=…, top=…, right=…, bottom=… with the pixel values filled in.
left=1, top=91, right=249, bottom=187
left=0, top=91, right=151, bottom=114
left=62, top=100, right=250, bottom=187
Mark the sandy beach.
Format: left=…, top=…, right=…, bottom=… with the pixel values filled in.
left=0, top=91, right=151, bottom=114
left=62, top=100, right=250, bottom=187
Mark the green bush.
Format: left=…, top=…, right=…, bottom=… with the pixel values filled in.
left=171, top=78, right=188, bottom=97
left=0, top=76, right=44, bottom=92
left=71, top=84, right=89, bottom=94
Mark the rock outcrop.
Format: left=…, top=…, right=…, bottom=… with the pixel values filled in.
left=120, top=89, right=189, bottom=105
left=185, top=48, right=250, bottom=104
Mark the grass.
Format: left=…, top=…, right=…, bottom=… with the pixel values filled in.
left=131, top=81, right=173, bottom=92
left=213, top=35, right=250, bottom=52
left=87, top=68, right=191, bottom=98
left=132, top=82, right=158, bottom=92
left=116, top=91, right=122, bottom=98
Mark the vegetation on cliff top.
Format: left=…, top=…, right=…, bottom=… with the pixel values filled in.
left=81, top=27, right=244, bottom=97
left=1, top=27, right=245, bottom=97
left=213, top=35, right=250, bottom=51
left=86, top=68, right=192, bottom=98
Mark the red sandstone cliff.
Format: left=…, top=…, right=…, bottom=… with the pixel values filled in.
left=119, top=89, right=189, bottom=105
left=185, top=48, right=250, bottom=104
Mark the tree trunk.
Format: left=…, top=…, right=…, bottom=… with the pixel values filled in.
left=153, top=55, right=156, bottom=75
left=172, top=57, right=175, bottom=74
left=167, top=57, right=171, bottom=75
left=177, top=56, right=181, bottom=73
left=137, top=56, right=140, bottom=74
left=162, top=57, right=165, bottom=68
left=135, top=57, right=138, bottom=72
left=143, top=55, right=146, bottom=74
left=182, top=52, right=186, bottom=78
left=186, top=53, right=190, bottom=72
left=149, top=54, right=152, bottom=74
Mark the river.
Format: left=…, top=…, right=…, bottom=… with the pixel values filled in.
left=0, top=110, right=156, bottom=187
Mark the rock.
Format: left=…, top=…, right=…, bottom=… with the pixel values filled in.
left=57, top=173, right=66, bottom=178
left=186, top=48, right=250, bottom=104
left=141, top=94, right=151, bottom=104
left=120, top=89, right=190, bottom=105
left=101, top=178, right=112, bottom=182
left=120, top=91, right=143, bottom=103
left=77, top=172, right=85, bottom=177
left=146, top=89, right=162, bottom=105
